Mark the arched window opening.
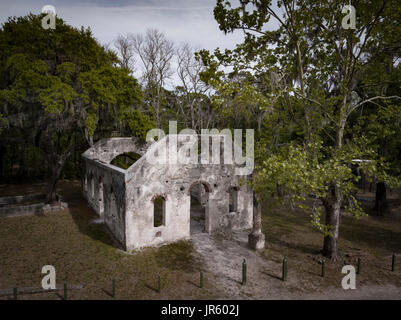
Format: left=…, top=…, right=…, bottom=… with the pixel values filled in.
left=98, top=176, right=104, bottom=217
left=91, top=175, right=95, bottom=199
left=229, top=187, right=239, bottom=213
left=153, top=196, right=166, bottom=227
left=110, top=152, right=142, bottom=170
left=110, top=191, right=118, bottom=220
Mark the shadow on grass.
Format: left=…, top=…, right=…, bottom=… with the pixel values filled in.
left=68, top=200, right=117, bottom=249
left=340, top=215, right=401, bottom=253
left=41, top=180, right=120, bottom=249
left=261, top=199, right=324, bottom=256
left=268, top=237, right=321, bottom=256
left=0, top=181, right=47, bottom=197
left=186, top=279, right=202, bottom=289
left=261, top=270, right=282, bottom=281
left=262, top=197, right=401, bottom=255
left=154, top=240, right=198, bottom=272
left=55, top=292, right=65, bottom=300
left=220, top=274, right=242, bottom=285
left=101, top=288, right=113, bottom=298
left=64, top=183, right=202, bottom=262
left=306, top=270, right=321, bottom=278
left=145, top=283, right=160, bottom=293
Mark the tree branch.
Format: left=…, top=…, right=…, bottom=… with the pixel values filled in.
left=347, top=95, right=401, bottom=117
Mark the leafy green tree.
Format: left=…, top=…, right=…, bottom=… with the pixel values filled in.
left=352, top=103, right=401, bottom=214
left=200, top=0, right=401, bottom=259
left=0, top=14, right=147, bottom=202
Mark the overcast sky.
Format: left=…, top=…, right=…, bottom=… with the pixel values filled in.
left=0, top=0, right=245, bottom=50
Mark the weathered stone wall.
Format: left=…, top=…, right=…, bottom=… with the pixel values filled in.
left=0, top=194, right=68, bottom=218
left=82, top=137, right=150, bottom=164
left=83, top=134, right=253, bottom=252
left=0, top=193, right=46, bottom=206
left=124, top=134, right=253, bottom=251
left=82, top=158, right=127, bottom=249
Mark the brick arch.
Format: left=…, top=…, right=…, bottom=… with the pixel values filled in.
left=187, top=180, right=212, bottom=195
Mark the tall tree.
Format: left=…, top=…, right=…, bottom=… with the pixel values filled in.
left=130, top=29, right=175, bottom=128
left=200, top=0, right=401, bottom=259
left=0, top=14, right=144, bottom=202
left=114, top=34, right=135, bottom=72
left=176, top=43, right=214, bottom=131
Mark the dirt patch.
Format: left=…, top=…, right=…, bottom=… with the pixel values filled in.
left=190, top=230, right=401, bottom=299
left=190, top=196, right=401, bottom=299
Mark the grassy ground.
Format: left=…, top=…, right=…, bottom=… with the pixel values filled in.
left=0, top=180, right=400, bottom=299
left=0, top=181, right=224, bottom=300
left=259, top=196, right=401, bottom=296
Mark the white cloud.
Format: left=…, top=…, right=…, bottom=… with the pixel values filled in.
left=0, top=0, right=244, bottom=50
left=0, top=0, right=246, bottom=88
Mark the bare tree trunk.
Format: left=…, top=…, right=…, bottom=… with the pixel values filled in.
left=374, top=182, right=388, bottom=215
left=45, top=145, right=73, bottom=204
left=46, top=155, right=65, bottom=203
left=248, top=191, right=265, bottom=250
left=322, top=184, right=342, bottom=260
left=321, top=109, right=346, bottom=260
left=46, top=169, right=60, bottom=203
left=0, top=145, right=5, bottom=182
left=374, top=144, right=388, bottom=215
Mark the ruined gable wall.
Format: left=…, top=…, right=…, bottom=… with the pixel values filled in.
left=82, top=158, right=127, bottom=249
left=82, top=135, right=253, bottom=252
left=83, top=137, right=150, bottom=164
left=124, top=134, right=252, bottom=251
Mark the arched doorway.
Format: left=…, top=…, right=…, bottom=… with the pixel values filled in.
left=229, top=186, right=239, bottom=213
left=188, top=181, right=211, bottom=235
left=152, top=195, right=166, bottom=227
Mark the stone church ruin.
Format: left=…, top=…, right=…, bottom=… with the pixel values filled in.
left=82, top=134, right=264, bottom=252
